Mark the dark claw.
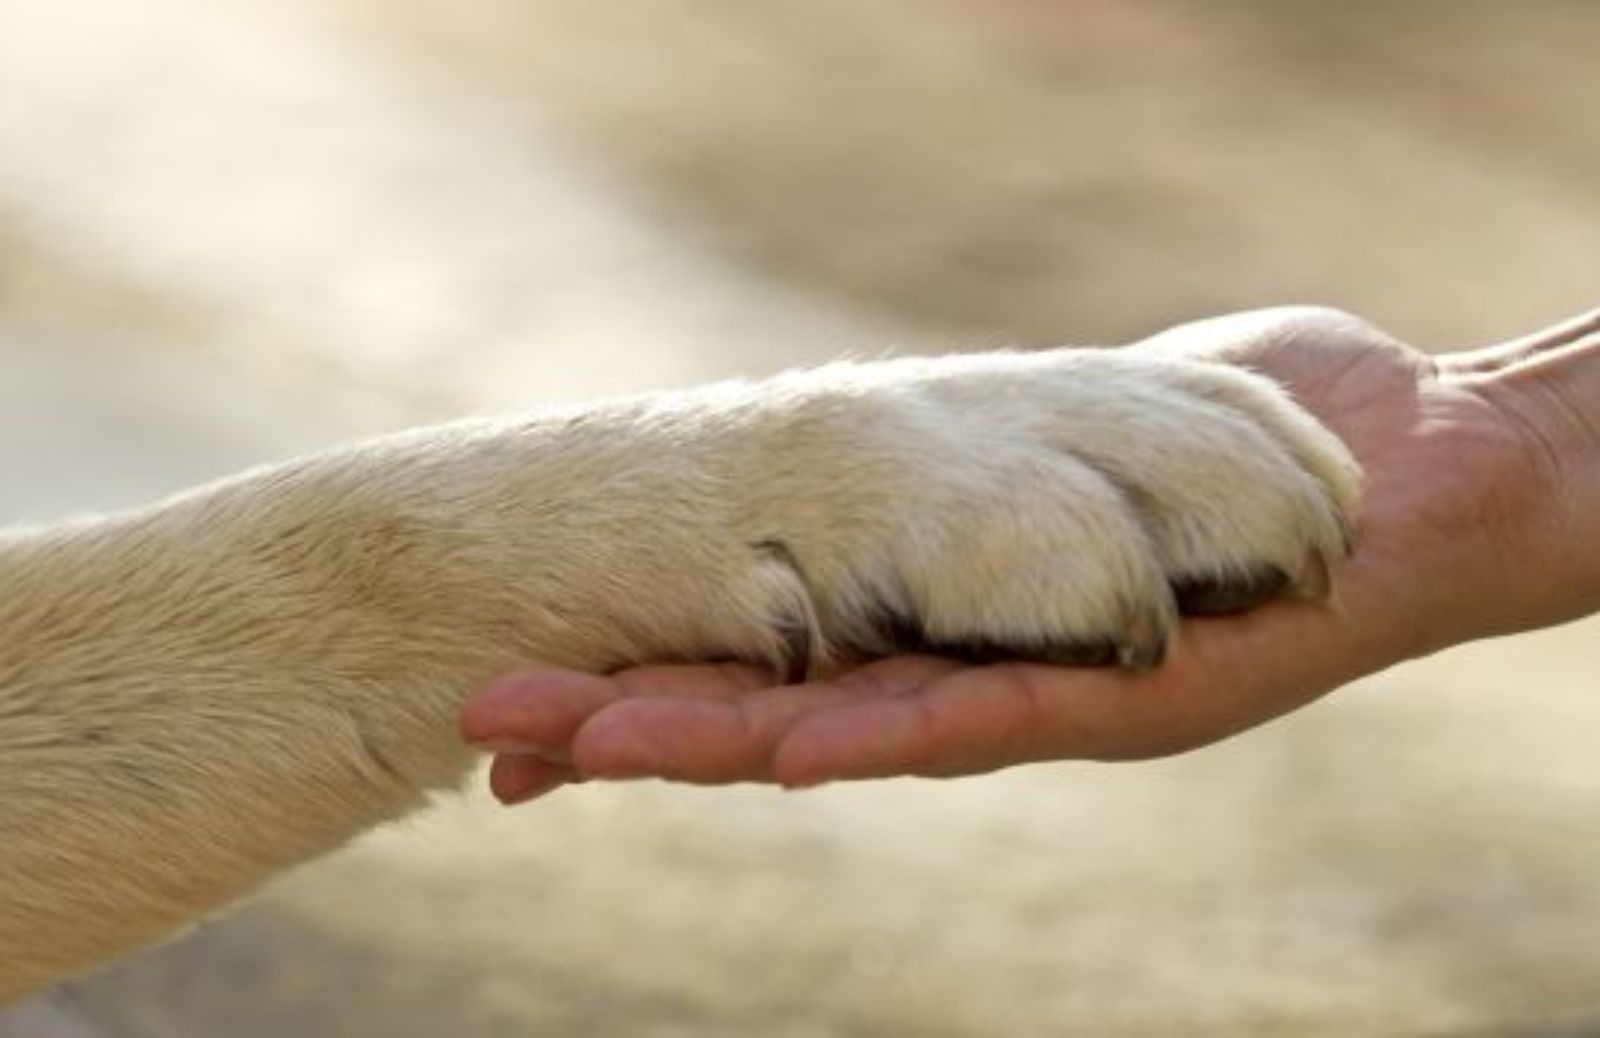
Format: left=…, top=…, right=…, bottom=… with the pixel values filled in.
left=862, top=605, right=1122, bottom=667
left=918, top=635, right=1121, bottom=668
left=1171, top=566, right=1290, bottom=617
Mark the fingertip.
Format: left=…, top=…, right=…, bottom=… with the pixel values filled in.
left=459, top=667, right=617, bottom=748
left=471, top=666, right=615, bottom=712
left=488, top=753, right=575, bottom=805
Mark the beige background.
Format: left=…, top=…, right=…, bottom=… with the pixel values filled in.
left=1, top=2, right=1599, bottom=1034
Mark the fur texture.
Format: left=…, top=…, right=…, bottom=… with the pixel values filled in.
left=0, top=347, right=1359, bottom=1000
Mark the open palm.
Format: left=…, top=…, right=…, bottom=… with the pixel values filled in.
left=462, top=307, right=1596, bottom=799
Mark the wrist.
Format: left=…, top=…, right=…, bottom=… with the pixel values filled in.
left=1470, top=343, right=1600, bottom=634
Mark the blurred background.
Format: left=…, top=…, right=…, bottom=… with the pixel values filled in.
left=2, top=1, right=1599, bottom=1034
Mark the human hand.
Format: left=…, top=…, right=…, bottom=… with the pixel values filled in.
left=461, top=306, right=1600, bottom=800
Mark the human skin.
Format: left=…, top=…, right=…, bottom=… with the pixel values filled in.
left=460, top=305, right=1600, bottom=800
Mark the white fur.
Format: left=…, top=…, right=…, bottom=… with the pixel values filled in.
left=0, top=347, right=1359, bottom=1000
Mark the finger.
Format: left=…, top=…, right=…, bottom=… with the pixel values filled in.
left=1440, top=306, right=1600, bottom=375
left=570, top=656, right=963, bottom=783
left=488, top=753, right=577, bottom=805
left=460, top=662, right=771, bottom=760
left=462, top=669, right=619, bottom=761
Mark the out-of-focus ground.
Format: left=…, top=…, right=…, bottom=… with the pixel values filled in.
left=1, top=1, right=1599, bottom=1034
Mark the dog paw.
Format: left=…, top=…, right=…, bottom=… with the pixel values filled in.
left=745, top=348, right=1360, bottom=672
